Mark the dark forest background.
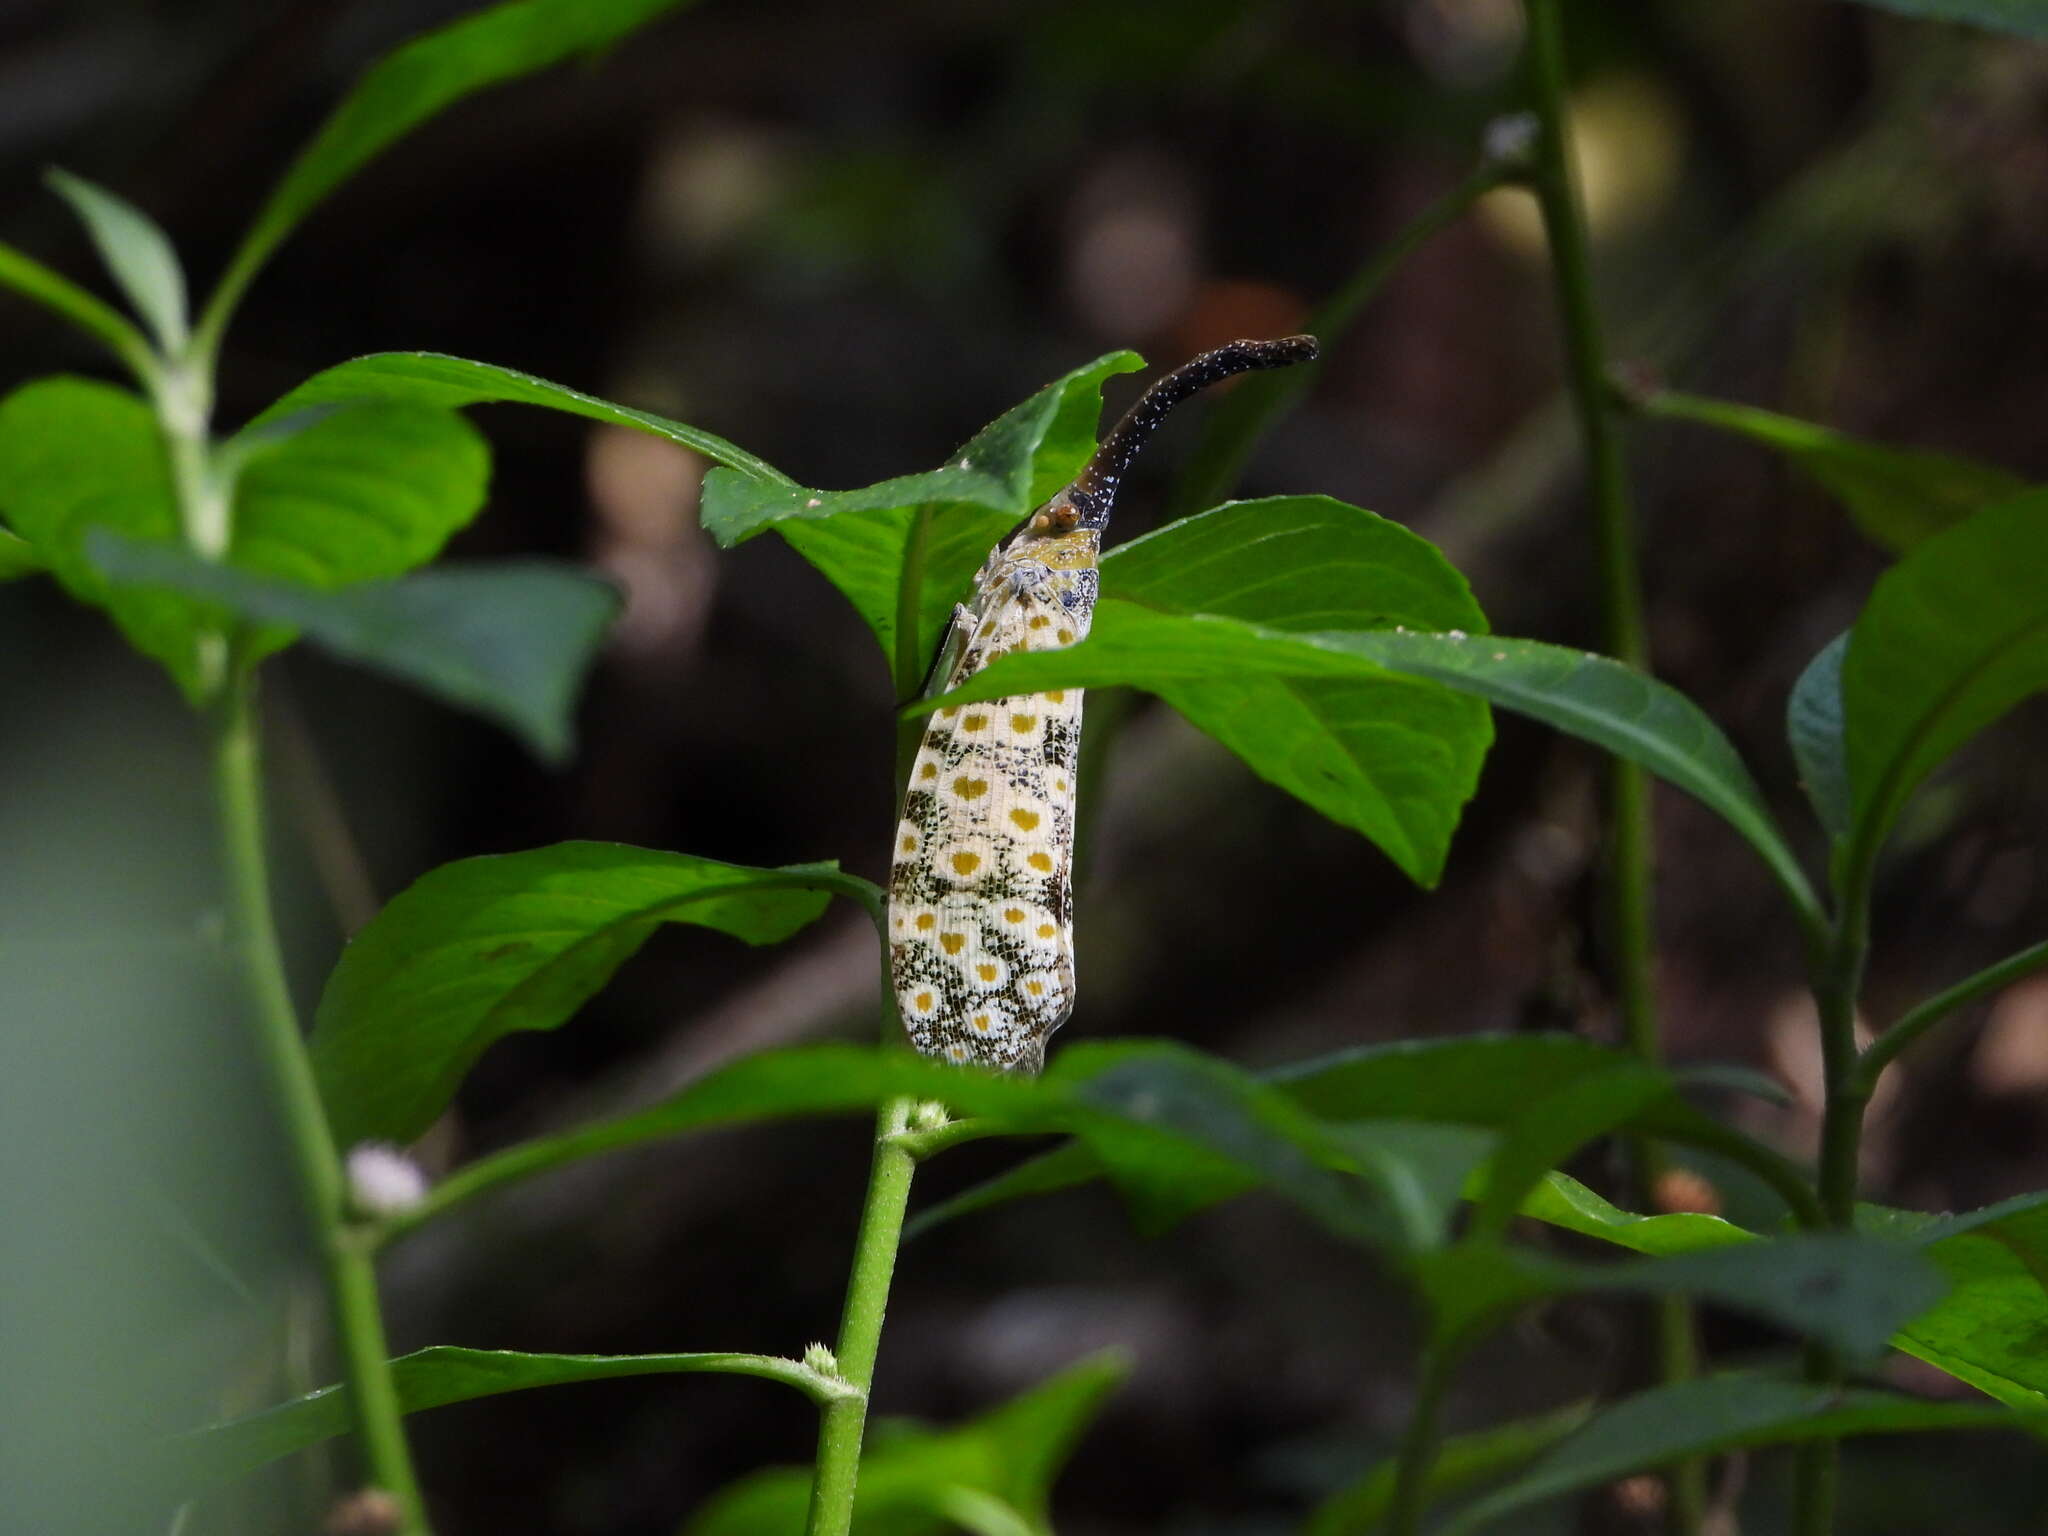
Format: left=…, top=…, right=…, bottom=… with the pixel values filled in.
left=5, top=1, right=2048, bottom=1532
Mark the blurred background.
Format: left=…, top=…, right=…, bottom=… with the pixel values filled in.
left=5, top=0, right=2048, bottom=1531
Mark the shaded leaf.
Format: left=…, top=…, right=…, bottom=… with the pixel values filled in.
left=683, top=1355, right=1126, bottom=1536
left=1788, top=632, right=1852, bottom=843
left=1467, top=1064, right=1674, bottom=1240
left=1646, top=390, right=2025, bottom=552
left=1439, top=1375, right=2047, bottom=1535
left=309, top=844, right=850, bottom=1146
left=88, top=536, right=615, bottom=762
left=211, top=0, right=704, bottom=326
left=701, top=352, right=1142, bottom=686
left=248, top=351, right=783, bottom=481
left=45, top=169, right=187, bottom=350
left=175, top=1346, right=839, bottom=1496
left=1306, top=1401, right=1594, bottom=1536
left=1841, top=491, right=2048, bottom=872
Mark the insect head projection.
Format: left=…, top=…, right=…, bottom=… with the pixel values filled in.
left=888, top=335, right=1320, bottom=1073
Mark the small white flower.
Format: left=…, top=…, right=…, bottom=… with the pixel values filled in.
left=802, top=1341, right=840, bottom=1375
left=346, top=1142, right=428, bottom=1217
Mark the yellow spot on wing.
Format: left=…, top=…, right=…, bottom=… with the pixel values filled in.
left=919, top=762, right=938, bottom=780
left=1027, top=852, right=1054, bottom=872
left=1036, top=923, right=1058, bottom=939
left=975, top=962, right=998, bottom=982
left=900, top=835, right=917, bottom=853
left=1010, top=714, right=1037, bottom=733
left=1009, top=808, right=1040, bottom=831
left=953, top=776, right=989, bottom=800
left=962, top=713, right=989, bottom=732
left=940, top=932, right=967, bottom=955
left=1046, top=691, right=1066, bottom=704
left=1003, top=907, right=1026, bottom=924
left=915, top=913, right=936, bottom=931
left=951, top=851, right=982, bottom=875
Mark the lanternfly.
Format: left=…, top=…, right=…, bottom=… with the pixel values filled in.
left=887, top=335, right=1320, bottom=1073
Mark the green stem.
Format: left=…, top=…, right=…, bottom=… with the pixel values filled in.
left=1385, top=1341, right=1459, bottom=1536
left=1791, top=874, right=1874, bottom=1534
left=213, top=684, right=428, bottom=1529
left=1858, top=938, right=2048, bottom=1087
left=804, top=1096, right=917, bottom=1536
left=1524, top=7, right=1701, bottom=1531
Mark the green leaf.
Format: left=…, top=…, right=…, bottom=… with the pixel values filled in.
left=247, top=351, right=785, bottom=482
left=1518, top=1170, right=1755, bottom=1258
left=310, top=843, right=851, bottom=1146
left=911, top=1036, right=1811, bottom=1243
left=1408, top=1233, right=1943, bottom=1360
left=1644, top=390, right=2027, bottom=552
left=88, top=536, right=616, bottom=761
left=0, top=378, right=202, bottom=691
left=1059, top=1045, right=1422, bottom=1251
left=175, top=1346, right=842, bottom=1496
left=1104, top=495, right=1492, bottom=887
left=1839, top=0, right=2048, bottom=38
left=206, top=0, right=704, bottom=336
left=915, top=599, right=1486, bottom=887
left=44, top=169, right=188, bottom=351
left=1439, top=1375, right=2048, bottom=1536
left=0, top=381, right=493, bottom=700
left=925, top=617, right=1815, bottom=913
left=683, top=1355, right=1126, bottom=1536
left=1307, top=1401, right=1593, bottom=1536
left=230, top=402, right=492, bottom=586
left=1466, top=1065, right=1674, bottom=1241
left=0, top=240, right=153, bottom=372
left=1788, top=631, right=1852, bottom=843
left=701, top=352, right=1143, bottom=688
left=1841, top=491, right=2048, bottom=877
left=0, top=526, right=45, bottom=580
left=1889, top=1194, right=2048, bottom=1412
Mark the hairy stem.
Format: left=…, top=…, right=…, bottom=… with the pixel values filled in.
left=1524, top=5, right=1701, bottom=1530
left=213, top=683, right=427, bottom=1529
left=803, top=1096, right=916, bottom=1536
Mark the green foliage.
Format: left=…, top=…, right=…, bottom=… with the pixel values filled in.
left=1839, top=491, right=2048, bottom=875
left=1881, top=1195, right=2048, bottom=1412
left=0, top=238, right=152, bottom=373
left=1307, top=1401, right=1594, bottom=1536
left=0, top=382, right=493, bottom=700
left=681, top=1356, right=1126, bottom=1536
left=309, top=844, right=855, bottom=1146
left=250, top=351, right=787, bottom=482
left=0, top=379, right=198, bottom=689
left=87, top=537, right=617, bottom=761
left=1644, top=390, right=2027, bottom=553
left=1438, top=1375, right=2048, bottom=1535
left=179, top=1346, right=848, bottom=1496
left=923, top=610, right=1820, bottom=911
left=700, top=351, right=1142, bottom=689
left=44, top=170, right=189, bottom=352
left=1788, top=632, right=1852, bottom=842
